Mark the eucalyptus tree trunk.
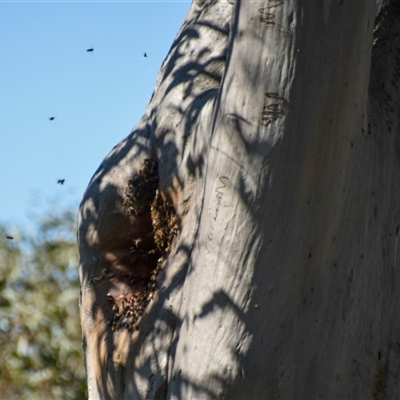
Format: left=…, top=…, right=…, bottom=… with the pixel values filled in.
left=78, top=1, right=400, bottom=399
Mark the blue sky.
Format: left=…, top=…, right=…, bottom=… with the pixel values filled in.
left=0, top=1, right=190, bottom=232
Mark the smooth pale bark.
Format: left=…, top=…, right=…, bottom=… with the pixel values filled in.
left=78, top=1, right=400, bottom=399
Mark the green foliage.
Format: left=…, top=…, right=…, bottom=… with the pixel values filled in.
left=0, top=208, right=87, bottom=400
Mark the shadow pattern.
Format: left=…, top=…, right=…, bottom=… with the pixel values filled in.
left=78, top=1, right=235, bottom=399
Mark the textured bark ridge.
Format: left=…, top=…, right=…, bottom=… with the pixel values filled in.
left=78, top=1, right=400, bottom=399
left=78, top=2, right=232, bottom=398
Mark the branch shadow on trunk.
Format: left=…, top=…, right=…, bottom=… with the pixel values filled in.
left=78, top=1, right=234, bottom=398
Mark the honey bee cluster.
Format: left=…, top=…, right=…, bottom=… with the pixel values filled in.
left=106, top=272, right=158, bottom=332
left=151, top=189, right=179, bottom=255
left=123, top=158, right=158, bottom=215
left=107, top=158, right=179, bottom=332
